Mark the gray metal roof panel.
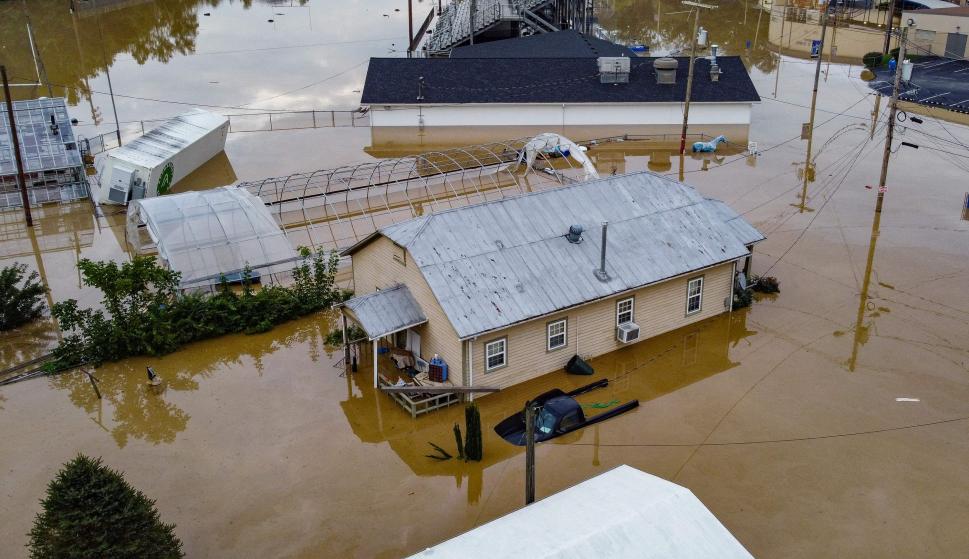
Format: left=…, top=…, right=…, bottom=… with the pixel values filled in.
left=373, top=171, right=764, bottom=339
left=344, top=284, right=427, bottom=340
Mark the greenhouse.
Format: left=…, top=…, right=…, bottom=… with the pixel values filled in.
left=126, top=186, right=298, bottom=289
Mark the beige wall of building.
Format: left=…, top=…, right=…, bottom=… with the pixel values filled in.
left=352, top=235, right=740, bottom=391
left=349, top=236, right=464, bottom=380
left=905, top=12, right=969, bottom=59
left=468, top=261, right=737, bottom=391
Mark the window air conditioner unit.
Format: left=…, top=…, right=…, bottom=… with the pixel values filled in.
left=617, top=322, right=640, bottom=344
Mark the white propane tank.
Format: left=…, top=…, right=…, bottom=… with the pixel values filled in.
left=901, top=59, right=913, bottom=82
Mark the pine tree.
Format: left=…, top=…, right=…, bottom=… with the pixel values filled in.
left=0, top=263, right=47, bottom=331
left=27, top=454, right=183, bottom=559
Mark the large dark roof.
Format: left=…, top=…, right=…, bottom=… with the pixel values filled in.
left=450, top=30, right=637, bottom=59
left=361, top=56, right=760, bottom=105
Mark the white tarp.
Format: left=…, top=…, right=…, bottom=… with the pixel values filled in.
left=520, top=132, right=599, bottom=181
left=126, top=186, right=297, bottom=287
left=409, top=464, right=754, bottom=559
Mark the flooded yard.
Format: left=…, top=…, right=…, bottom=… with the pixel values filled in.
left=3, top=0, right=969, bottom=557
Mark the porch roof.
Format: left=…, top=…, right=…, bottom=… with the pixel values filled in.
left=342, top=284, right=427, bottom=340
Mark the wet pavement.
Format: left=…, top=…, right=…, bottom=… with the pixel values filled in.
left=3, top=1, right=969, bottom=558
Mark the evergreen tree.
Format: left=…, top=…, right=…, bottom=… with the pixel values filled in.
left=0, top=263, right=47, bottom=331
left=27, top=454, right=183, bottom=559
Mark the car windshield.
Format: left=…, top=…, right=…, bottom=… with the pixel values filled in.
left=536, top=408, right=556, bottom=434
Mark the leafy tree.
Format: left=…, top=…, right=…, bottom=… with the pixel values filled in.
left=0, top=263, right=48, bottom=331
left=49, top=250, right=347, bottom=370
left=27, top=454, right=183, bottom=559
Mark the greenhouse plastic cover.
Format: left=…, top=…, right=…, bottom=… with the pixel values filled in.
left=126, top=187, right=298, bottom=287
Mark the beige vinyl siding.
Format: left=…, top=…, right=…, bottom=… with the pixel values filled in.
left=349, top=236, right=464, bottom=384
left=473, top=261, right=736, bottom=390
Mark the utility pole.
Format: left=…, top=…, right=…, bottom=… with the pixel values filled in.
left=407, top=0, right=414, bottom=57
left=678, top=2, right=717, bottom=157
left=524, top=401, right=537, bottom=505
left=883, top=0, right=897, bottom=54
left=876, top=23, right=909, bottom=213
left=96, top=15, right=122, bottom=147
left=2, top=66, right=34, bottom=226
left=799, top=3, right=829, bottom=212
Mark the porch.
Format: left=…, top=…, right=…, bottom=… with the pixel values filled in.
left=337, top=284, right=461, bottom=418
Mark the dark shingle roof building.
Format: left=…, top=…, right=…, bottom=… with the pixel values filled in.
left=361, top=56, right=759, bottom=106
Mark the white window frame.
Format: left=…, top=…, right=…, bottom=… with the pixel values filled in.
left=484, top=338, right=507, bottom=372
left=686, top=276, right=704, bottom=315
left=616, top=297, right=634, bottom=327
left=546, top=318, right=567, bottom=351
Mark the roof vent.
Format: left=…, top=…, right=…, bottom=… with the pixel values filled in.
left=654, top=57, right=678, bottom=85
left=710, top=63, right=721, bottom=82
left=566, top=224, right=584, bottom=243
left=598, top=57, right=630, bottom=84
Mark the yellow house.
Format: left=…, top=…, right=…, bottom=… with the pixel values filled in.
left=339, top=170, right=764, bottom=397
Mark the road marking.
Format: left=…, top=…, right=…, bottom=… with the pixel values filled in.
left=919, top=92, right=951, bottom=102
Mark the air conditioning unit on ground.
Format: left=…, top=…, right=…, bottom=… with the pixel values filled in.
left=617, top=322, right=641, bottom=344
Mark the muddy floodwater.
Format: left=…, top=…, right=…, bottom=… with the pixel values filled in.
left=3, top=1, right=969, bottom=557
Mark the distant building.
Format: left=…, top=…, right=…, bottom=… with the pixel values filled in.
left=905, top=6, right=969, bottom=59
left=0, top=98, right=88, bottom=208
left=408, top=464, right=754, bottom=559
left=361, top=32, right=760, bottom=146
left=339, top=170, right=763, bottom=392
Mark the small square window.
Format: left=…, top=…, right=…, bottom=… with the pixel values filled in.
left=485, top=338, right=507, bottom=371
left=617, top=297, right=634, bottom=326
left=547, top=319, right=567, bottom=351
left=686, top=277, right=703, bottom=315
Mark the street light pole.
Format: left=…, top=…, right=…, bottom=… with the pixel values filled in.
left=1, top=65, right=34, bottom=227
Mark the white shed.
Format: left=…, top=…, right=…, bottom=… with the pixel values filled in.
left=408, top=465, right=754, bottom=559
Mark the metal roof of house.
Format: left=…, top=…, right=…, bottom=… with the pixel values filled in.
left=450, top=30, right=637, bottom=59
left=109, top=108, right=227, bottom=169
left=1, top=98, right=82, bottom=176
left=408, top=464, right=754, bottom=559
left=345, top=171, right=764, bottom=340
left=361, top=56, right=760, bottom=105
left=342, top=284, right=428, bottom=340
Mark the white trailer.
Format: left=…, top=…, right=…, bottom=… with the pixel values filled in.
left=95, top=108, right=229, bottom=205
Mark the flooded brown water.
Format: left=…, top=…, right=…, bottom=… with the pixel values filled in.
left=4, top=1, right=969, bottom=558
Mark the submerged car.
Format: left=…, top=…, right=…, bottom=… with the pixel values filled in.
left=494, top=379, right=639, bottom=446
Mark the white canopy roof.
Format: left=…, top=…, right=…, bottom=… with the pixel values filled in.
left=126, top=187, right=298, bottom=287
left=409, top=465, right=754, bottom=559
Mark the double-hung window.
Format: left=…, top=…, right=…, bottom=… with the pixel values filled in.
left=616, top=297, right=634, bottom=326
left=547, top=319, right=567, bottom=351
left=485, top=338, right=507, bottom=371
left=686, top=276, right=704, bottom=315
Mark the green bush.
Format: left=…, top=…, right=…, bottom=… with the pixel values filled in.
left=49, top=248, right=346, bottom=370
left=889, top=47, right=900, bottom=60
left=0, top=263, right=48, bottom=331
left=862, top=51, right=883, bottom=68
left=27, top=454, right=183, bottom=559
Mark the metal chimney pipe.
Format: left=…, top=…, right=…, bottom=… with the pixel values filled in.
left=594, top=221, right=610, bottom=281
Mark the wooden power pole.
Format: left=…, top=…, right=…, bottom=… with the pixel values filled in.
left=1, top=65, right=34, bottom=226
left=800, top=4, right=830, bottom=212
left=678, top=1, right=717, bottom=158
left=876, top=23, right=909, bottom=214
left=525, top=401, right=537, bottom=505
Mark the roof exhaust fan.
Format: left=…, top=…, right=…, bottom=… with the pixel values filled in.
left=566, top=224, right=584, bottom=244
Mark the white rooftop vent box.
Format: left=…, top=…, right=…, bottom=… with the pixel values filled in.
left=617, top=322, right=641, bottom=344
left=598, top=57, right=631, bottom=84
